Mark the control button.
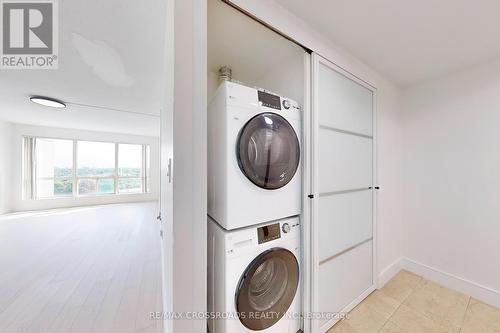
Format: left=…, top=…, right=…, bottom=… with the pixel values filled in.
left=282, top=99, right=291, bottom=110
left=282, top=223, right=291, bottom=234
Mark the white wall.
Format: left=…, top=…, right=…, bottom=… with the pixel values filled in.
left=376, top=87, right=404, bottom=282
left=402, top=59, right=500, bottom=306
left=255, top=52, right=305, bottom=106
left=207, top=0, right=305, bottom=105
left=208, top=50, right=305, bottom=106
left=9, top=123, right=159, bottom=212
left=229, top=0, right=404, bottom=282
left=0, top=120, right=13, bottom=214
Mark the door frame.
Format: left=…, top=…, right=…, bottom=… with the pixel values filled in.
left=302, top=51, right=313, bottom=333
left=306, top=53, right=378, bottom=333
left=159, top=0, right=174, bottom=332
left=160, top=0, right=207, bottom=332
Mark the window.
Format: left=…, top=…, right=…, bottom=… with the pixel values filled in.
left=34, top=138, right=73, bottom=198
left=77, top=141, right=116, bottom=195
left=118, top=144, right=143, bottom=193
left=24, top=137, right=151, bottom=199
left=145, top=145, right=151, bottom=193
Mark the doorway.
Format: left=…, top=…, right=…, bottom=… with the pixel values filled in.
left=0, top=0, right=167, bottom=330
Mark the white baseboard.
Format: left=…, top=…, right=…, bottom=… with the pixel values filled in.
left=400, top=258, right=500, bottom=308
left=377, top=257, right=403, bottom=288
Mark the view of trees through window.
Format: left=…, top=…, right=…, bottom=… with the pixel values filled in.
left=77, top=141, right=116, bottom=195
left=35, top=138, right=73, bottom=198
left=118, top=143, right=143, bottom=193
left=28, top=137, right=151, bottom=199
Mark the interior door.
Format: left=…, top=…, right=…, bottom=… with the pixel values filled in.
left=311, top=53, right=376, bottom=333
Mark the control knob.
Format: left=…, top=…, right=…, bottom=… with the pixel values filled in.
left=282, top=99, right=291, bottom=110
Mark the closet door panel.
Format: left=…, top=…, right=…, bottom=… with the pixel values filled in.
left=318, top=240, right=373, bottom=327
left=318, top=130, right=372, bottom=193
left=311, top=53, right=375, bottom=333
left=319, top=190, right=372, bottom=262
left=318, top=62, right=373, bottom=136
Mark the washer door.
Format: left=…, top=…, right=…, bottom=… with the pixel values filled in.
left=237, top=113, right=300, bottom=190
left=235, top=248, right=299, bottom=331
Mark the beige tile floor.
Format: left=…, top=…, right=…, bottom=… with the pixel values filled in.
left=328, top=270, right=500, bottom=333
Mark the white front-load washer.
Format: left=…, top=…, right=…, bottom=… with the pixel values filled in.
left=208, top=216, right=301, bottom=333
left=208, top=81, right=302, bottom=230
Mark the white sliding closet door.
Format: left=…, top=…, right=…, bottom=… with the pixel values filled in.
left=310, top=54, right=376, bottom=333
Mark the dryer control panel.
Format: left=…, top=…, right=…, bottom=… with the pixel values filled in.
left=224, top=81, right=301, bottom=121
left=257, top=91, right=281, bottom=110
left=257, top=223, right=281, bottom=244
left=256, top=220, right=300, bottom=244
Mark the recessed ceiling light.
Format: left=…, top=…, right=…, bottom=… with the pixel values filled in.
left=30, top=96, right=66, bottom=108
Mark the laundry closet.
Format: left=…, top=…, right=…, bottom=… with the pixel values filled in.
left=206, top=1, right=377, bottom=332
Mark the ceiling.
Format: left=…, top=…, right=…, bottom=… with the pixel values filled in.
left=275, top=0, right=500, bottom=86
left=4, top=0, right=497, bottom=129
left=0, top=0, right=166, bottom=136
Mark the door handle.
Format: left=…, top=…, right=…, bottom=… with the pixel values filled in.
left=166, top=158, right=172, bottom=183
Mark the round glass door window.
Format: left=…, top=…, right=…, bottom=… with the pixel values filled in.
left=237, top=113, right=300, bottom=190
left=235, top=248, right=299, bottom=330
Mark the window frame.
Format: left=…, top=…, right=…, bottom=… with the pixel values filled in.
left=24, top=136, right=151, bottom=200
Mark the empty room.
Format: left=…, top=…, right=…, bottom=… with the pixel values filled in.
left=0, top=0, right=166, bottom=331
left=1, top=0, right=500, bottom=333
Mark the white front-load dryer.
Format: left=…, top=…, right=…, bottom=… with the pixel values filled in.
left=208, top=81, right=302, bottom=230
left=207, top=216, right=301, bottom=333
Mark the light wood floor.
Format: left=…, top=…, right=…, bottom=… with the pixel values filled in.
left=0, top=202, right=163, bottom=333
left=329, top=270, right=500, bottom=333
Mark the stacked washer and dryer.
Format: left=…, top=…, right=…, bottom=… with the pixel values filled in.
left=208, top=81, right=303, bottom=333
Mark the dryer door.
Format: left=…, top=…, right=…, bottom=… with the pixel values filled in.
left=235, top=248, right=299, bottom=330
left=237, top=113, right=300, bottom=190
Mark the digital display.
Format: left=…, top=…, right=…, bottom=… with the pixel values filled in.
left=258, top=91, right=281, bottom=110
left=257, top=223, right=281, bottom=244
